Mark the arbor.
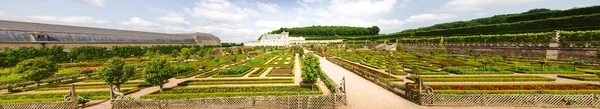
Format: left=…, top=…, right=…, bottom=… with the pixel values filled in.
left=97, top=58, right=136, bottom=91
left=14, top=58, right=59, bottom=86
left=143, top=58, right=174, bottom=92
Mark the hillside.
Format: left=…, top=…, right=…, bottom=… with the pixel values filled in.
left=401, top=5, right=600, bottom=33
left=363, top=5, right=600, bottom=40
left=269, top=26, right=380, bottom=37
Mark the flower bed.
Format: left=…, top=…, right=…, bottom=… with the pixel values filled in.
left=557, top=74, right=600, bottom=81
left=248, top=68, right=267, bottom=77
left=413, top=84, right=600, bottom=91
left=178, top=78, right=294, bottom=86
left=516, top=71, right=584, bottom=74
left=0, top=89, right=139, bottom=103
left=332, top=58, right=393, bottom=78
left=407, top=75, right=555, bottom=82
left=266, top=68, right=294, bottom=77
left=409, top=71, right=449, bottom=75
left=141, top=85, right=322, bottom=99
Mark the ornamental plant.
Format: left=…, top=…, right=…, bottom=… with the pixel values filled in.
left=77, top=67, right=97, bottom=78
left=439, top=62, right=451, bottom=68
left=14, top=58, right=59, bottom=86
left=98, top=58, right=136, bottom=91
left=143, top=58, right=174, bottom=92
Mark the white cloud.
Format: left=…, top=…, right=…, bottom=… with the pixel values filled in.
left=255, top=20, right=287, bottom=29
left=328, top=0, right=397, bottom=17
left=0, top=11, right=7, bottom=18
left=120, top=17, right=159, bottom=27
left=444, top=0, right=544, bottom=12
left=28, top=15, right=110, bottom=24
left=158, top=12, right=191, bottom=25
left=185, top=0, right=258, bottom=23
left=299, top=0, right=326, bottom=3
left=74, top=0, right=106, bottom=7
left=256, top=2, right=279, bottom=12
left=404, top=13, right=457, bottom=23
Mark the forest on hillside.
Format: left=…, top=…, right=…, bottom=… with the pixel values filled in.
left=269, top=26, right=380, bottom=36
left=400, top=5, right=600, bottom=33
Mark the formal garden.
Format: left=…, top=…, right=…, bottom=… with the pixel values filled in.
left=0, top=45, right=340, bottom=108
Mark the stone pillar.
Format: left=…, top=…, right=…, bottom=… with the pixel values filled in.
left=546, top=30, right=560, bottom=60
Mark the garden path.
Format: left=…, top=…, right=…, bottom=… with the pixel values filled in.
left=294, top=53, right=302, bottom=85
left=242, top=68, right=260, bottom=78
left=317, top=56, right=423, bottom=109
left=259, top=67, right=272, bottom=77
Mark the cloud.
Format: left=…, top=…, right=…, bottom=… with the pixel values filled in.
left=74, top=0, right=106, bottom=7
left=28, top=15, right=110, bottom=24
left=404, top=13, right=457, bottom=23
left=0, top=11, right=7, bottom=18
left=256, top=2, right=279, bottom=12
left=185, top=0, right=258, bottom=23
left=328, top=0, right=397, bottom=17
left=255, top=20, right=287, bottom=29
left=120, top=17, right=159, bottom=27
left=158, top=12, right=191, bottom=25
left=299, top=0, right=326, bottom=3
left=444, top=0, right=544, bottom=12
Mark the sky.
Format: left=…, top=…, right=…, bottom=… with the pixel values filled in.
left=0, top=0, right=598, bottom=43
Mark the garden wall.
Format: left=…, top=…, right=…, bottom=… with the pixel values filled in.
left=402, top=43, right=599, bottom=61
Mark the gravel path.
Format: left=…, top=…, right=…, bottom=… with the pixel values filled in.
left=294, top=53, right=302, bottom=85
left=317, top=56, right=422, bottom=109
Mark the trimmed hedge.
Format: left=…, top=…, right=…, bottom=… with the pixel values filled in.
left=195, top=70, right=219, bottom=78
left=141, top=91, right=323, bottom=99
left=0, top=89, right=139, bottom=103
left=434, top=90, right=600, bottom=94
left=141, top=85, right=321, bottom=99
left=515, top=71, right=584, bottom=74
left=407, top=76, right=555, bottom=82
left=410, top=71, right=449, bottom=75
left=212, top=67, right=254, bottom=78
left=248, top=68, right=267, bottom=77
left=178, top=78, right=294, bottom=86
left=557, top=74, right=600, bottom=81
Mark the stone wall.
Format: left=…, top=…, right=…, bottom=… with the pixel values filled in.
left=403, top=44, right=599, bottom=61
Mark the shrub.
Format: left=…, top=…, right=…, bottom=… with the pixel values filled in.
left=216, top=65, right=252, bottom=75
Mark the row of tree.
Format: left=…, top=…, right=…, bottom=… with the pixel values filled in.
left=0, top=45, right=220, bottom=67
left=400, top=5, right=600, bottom=33
left=269, top=26, right=380, bottom=36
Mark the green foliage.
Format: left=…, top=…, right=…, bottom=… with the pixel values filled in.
left=216, top=65, right=252, bottom=75
left=270, top=25, right=380, bottom=36
left=301, top=54, right=320, bottom=84
left=143, top=58, right=174, bottom=92
left=221, top=42, right=244, bottom=47
left=0, top=46, right=65, bottom=67
left=76, top=96, right=90, bottom=105
left=68, top=46, right=108, bottom=62
left=174, top=65, right=194, bottom=74
left=397, top=5, right=600, bottom=34
left=435, top=43, right=446, bottom=53
left=180, top=48, right=193, bottom=60
left=407, top=75, right=555, bottom=82
left=14, top=59, right=59, bottom=86
left=97, top=58, right=136, bottom=91
left=111, top=46, right=145, bottom=57
left=378, top=13, right=600, bottom=39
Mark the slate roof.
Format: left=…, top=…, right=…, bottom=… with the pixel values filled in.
left=0, top=20, right=219, bottom=43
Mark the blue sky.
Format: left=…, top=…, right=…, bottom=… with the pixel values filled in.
left=0, top=0, right=598, bottom=43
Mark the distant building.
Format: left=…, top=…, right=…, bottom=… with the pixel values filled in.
left=0, top=20, right=220, bottom=50
left=244, top=31, right=342, bottom=46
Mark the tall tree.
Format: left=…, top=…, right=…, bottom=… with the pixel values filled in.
left=14, top=58, right=59, bottom=86
left=97, top=58, right=136, bottom=91
left=180, top=48, right=192, bottom=62
left=143, top=58, right=174, bottom=92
